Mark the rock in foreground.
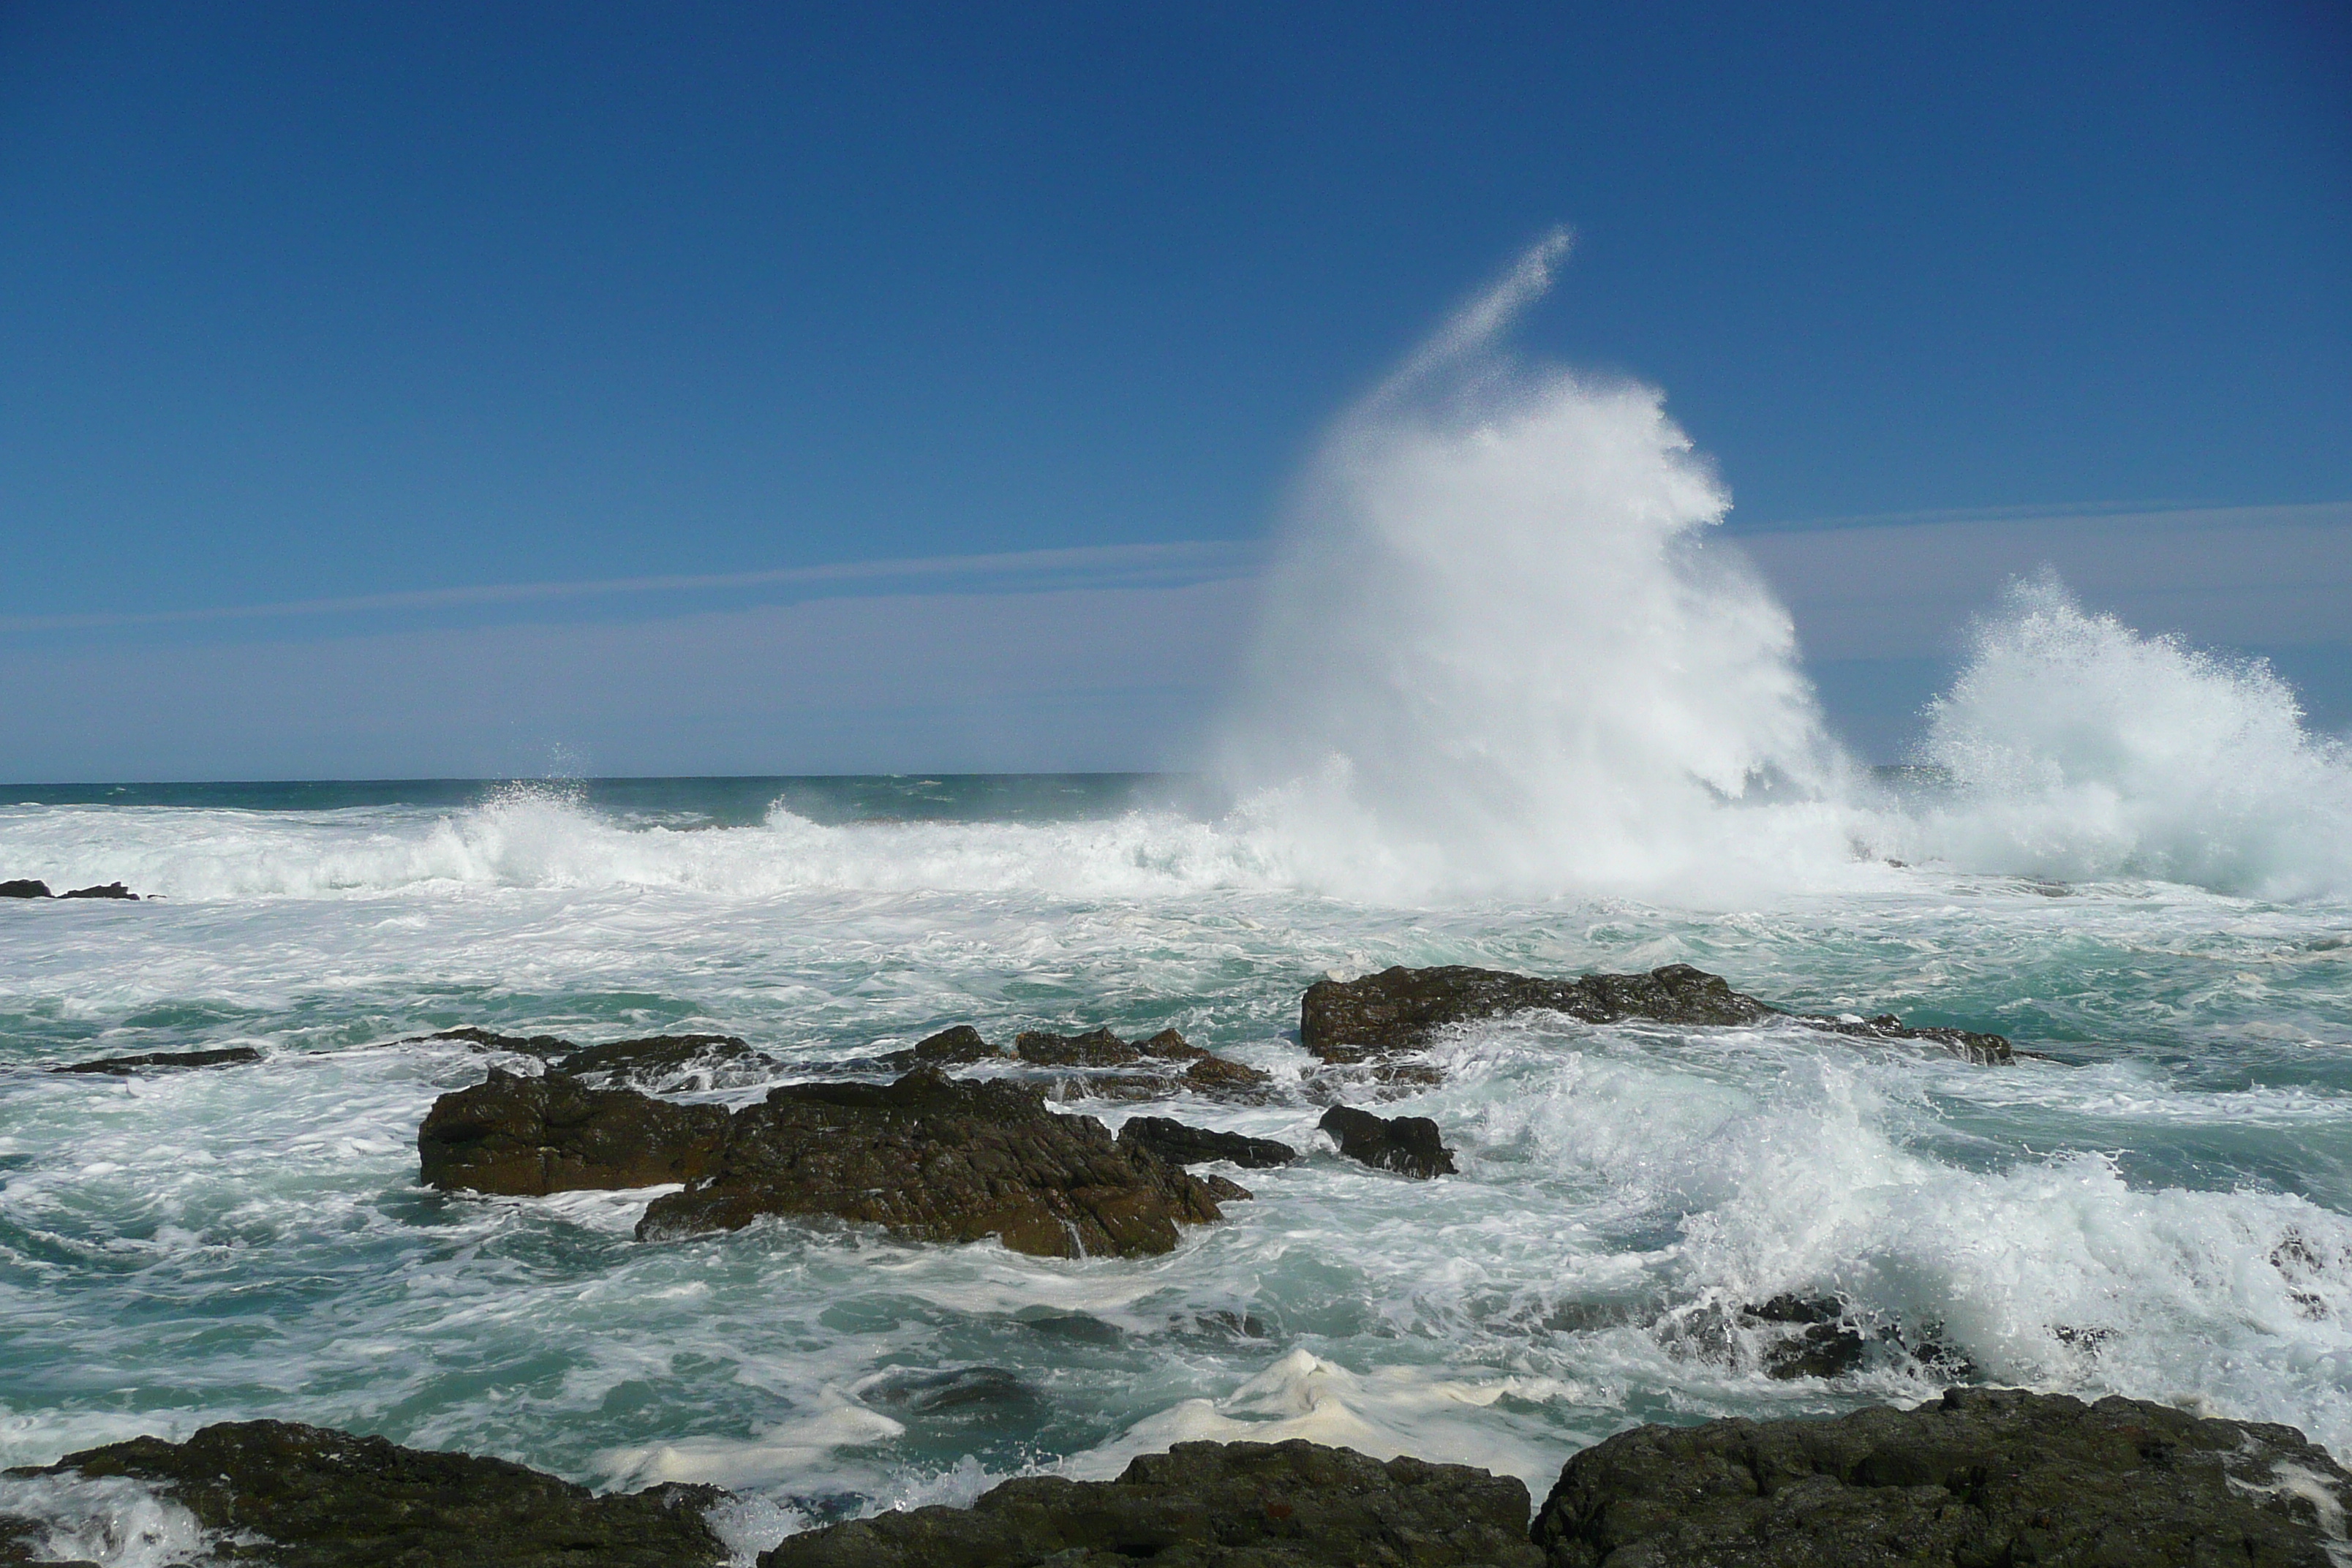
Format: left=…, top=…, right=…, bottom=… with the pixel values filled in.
left=762, top=1439, right=1542, bottom=1567
left=1319, top=1104, right=1457, bottom=1178
left=418, top=1066, right=731, bottom=1196
left=637, top=1067, right=1228, bottom=1257
left=1533, top=1386, right=2351, bottom=1567
left=1303, top=963, right=2012, bottom=1064
left=27, top=1420, right=725, bottom=1568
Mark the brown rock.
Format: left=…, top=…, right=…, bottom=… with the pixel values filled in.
left=417, top=1068, right=730, bottom=1196
left=637, top=1067, right=1226, bottom=1257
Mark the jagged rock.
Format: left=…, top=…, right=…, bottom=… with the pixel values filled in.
left=1532, top=1386, right=2352, bottom=1567
left=0, top=880, right=53, bottom=899
left=1184, top=1055, right=1273, bottom=1093
left=1301, top=964, right=2013, bottom=1065
left=554, top=1033, right=774, bottom=1089
left=637, top=1067, right=1227, bottom=1257
left=24, top=1420, right=725, bottom=1567
left=53, top=1045, right=263, bottom=1075
left=1118, top=1115, right=1297, bottom=1169
left=1138, top=1028, right=1210, bottom=1062
left=415, top=1026, right=581, bottom=1055
left=1318, top=1105, right=1456, bottom=1178
left=59, top=882, right=138, bottom=900
left=761, top=1439, right=1543, bottom=1567
left=417, top=1067, right=730, bottom=1196
left=1017, top=1028, right=1143, bottom=1067
left=909, top=1023, right=1001, bottom=1063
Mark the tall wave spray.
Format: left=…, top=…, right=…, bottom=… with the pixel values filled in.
left=1220, top=233, right=1859, bottom=902
left=1883, top=573, right=2352, bottom=900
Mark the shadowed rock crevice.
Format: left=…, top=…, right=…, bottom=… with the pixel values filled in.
left=1302, top=963, right=2014, bottom=1065
left=18, top=1420, right=725, bottom=1568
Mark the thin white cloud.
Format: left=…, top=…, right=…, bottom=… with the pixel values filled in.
left=0, top=539, right=1262, bottom=635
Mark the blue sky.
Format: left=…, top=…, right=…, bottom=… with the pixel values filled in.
left=2, top=1, right=2347, bottom=777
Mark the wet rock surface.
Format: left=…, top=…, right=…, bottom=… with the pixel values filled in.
left=0, top=880, right=51, bottom=899
left=638, top=1066, right=1229, bottom=1256
left=1532, top=1386, right=2352, bottom=1567
left=417, top=1066, right=731, bottom=1196
left=414, top=1025, right=581, bottom=1055
left=552, top=1033, right=776, bottom=1089
left=1319, top=1105, right=1457, bottom=1178
left=25, top=1420, right=725, bottom=1568
left=53, top=1045, right=264, bottom=1075
left=1, top=879, right=141, bottom=900
left=1301, top=963, right=2013, bottom=1065
left=1117, top=1115, right=1298, bottom=1169
left=761, top=1438, right=1543, bottom=1567
left=59, top=881, right=139, bottom=900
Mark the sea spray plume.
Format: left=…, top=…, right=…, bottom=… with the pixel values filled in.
left=1218, top=233, right=1856, bottom=901
left=1896, top=571, right=2352, bottom=898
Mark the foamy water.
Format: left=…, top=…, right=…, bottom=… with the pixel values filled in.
left=4, top=240, right=2350, bottom=1561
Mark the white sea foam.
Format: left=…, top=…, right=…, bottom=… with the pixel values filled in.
left=0, top=1472, right=216, bottom=1568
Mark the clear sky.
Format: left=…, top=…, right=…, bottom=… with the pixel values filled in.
left=3, top=1, right=2347, bottom=778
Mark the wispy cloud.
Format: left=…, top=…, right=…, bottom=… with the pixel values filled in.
left=0, top=539, right=1264, bottom=635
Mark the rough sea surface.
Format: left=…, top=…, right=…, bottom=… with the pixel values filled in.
left=3, top=772, right=2349, bottom=1564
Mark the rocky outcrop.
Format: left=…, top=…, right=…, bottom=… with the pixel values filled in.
left=24, top=1419, right=725, bottom=1567
left=1117, top=1115, right=1297, bottom=1169
left=0, top=880, right=52, bottom=899
left=637, top=1067, right=1229, bottom=1257
left=59, top=882, right=138, bottom=900
left=761, top=1438, right=1543, bottom=1567
left=1319, top=1105, right=1456, bottom=1178
left=414, top=1026, right=580, bottom=1055
left=417, top=1067, right=731, bottom=1196
left=1302, top=964, right=2013, bottom=1065
left=1531, top=1386, right=2352, bottom=1567
left=53, top=1045, right=263, bottom=1075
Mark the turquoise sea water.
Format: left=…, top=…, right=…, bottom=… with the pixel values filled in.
left=3, top=774, right=2351, bottom=1561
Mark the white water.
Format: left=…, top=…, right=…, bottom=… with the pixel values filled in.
left=3, top=241, right=2351, bottom=1556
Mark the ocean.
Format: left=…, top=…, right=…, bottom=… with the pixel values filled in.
left=4, top=242, right=2349, bottom=1564
left=1, top=761, right=2349, bottom=1563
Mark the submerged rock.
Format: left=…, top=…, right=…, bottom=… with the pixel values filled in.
left=1318, top=1105, right=1456, bottom=1178
left=53, top=1045, right=263, bottom=1075
left=761, top=1438, right=1543, bottom=1567
left=417, top=1066, right=731, bottom=1196
left=0, top=881, right=52, bottom=899
left=1532, top=1386, right=2352, bottom=1567
left=414, top=1025, right=581, bottom=1055
left=553, top=1033, right=774, bottom=1089
left=638, top=1067, right=1228, bottom=1257
left=1117, top=1115, right=1297, bottom=1169
left=1301, top=963, right=2013, bottom=1064
left=26, top=1420, right=725, bottom=1568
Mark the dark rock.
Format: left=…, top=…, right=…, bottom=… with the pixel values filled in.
left=1118, top=1115, right=1297, bottom=1170
left=0, top=880, right=53, bottom=899
left=1532, top=1386, right=2352, bottom=1567
left=1184, top=1055, right=1273, bottom=1093
left=637, top=1067, right=1228, bottom=1257
left=1017, top=1028, right=1142, bottom=1067
left=416, top=1026, right=580, bottom=1055
left=761, top=1438, right=1542, bottom=1568
left=59, top=882, right=138, bottom=900
left=862, top=1365, right=1039, bottom=1417
left=1196, top=1172, right=1254, bottom=1203
left=54, top=1045, right=263, bottom=1075
left=554, top=1033, right=774, bottom=1088
left=909, top=1024, right=1001, bottom=1064
left=1301, top=963, right=2013, bottom=1065
left=0, top=1512, right=94, bottom=1568
left=1137, top=1028, right=1210, bottom=1062
left=1746, top=1294, right=1872, bottom=1381
left=417, top=1067, right=730, bottom=1196
left=27, top=1419, right=725, bottom=1567
left=1318, top=1105, right=1456, bottom=1178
